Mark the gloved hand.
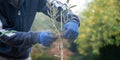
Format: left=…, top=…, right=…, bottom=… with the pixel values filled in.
left=62, top=20, right=79, bottom=42
left=38, top=32, right=57, bottom=47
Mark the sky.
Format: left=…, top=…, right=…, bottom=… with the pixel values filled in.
left=60, top=0, right=93, bottom=14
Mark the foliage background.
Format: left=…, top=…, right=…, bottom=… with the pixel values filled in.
left=76, top=0, right=120, bottom=56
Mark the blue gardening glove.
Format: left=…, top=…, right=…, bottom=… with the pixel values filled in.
left=62, top=20, right=79, bottom=42
left=38, top=32, right=57, bottom=47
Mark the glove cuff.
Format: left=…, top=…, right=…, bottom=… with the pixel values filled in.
left=38, top=32, right=46, bottom=43
left=68, top=20, right=80, bottom=26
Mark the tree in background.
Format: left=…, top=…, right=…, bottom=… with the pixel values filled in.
left=76, top=0, right=120, bottom=60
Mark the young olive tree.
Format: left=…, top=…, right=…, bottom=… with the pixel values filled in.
left=46, top=0, right=76, bottom=60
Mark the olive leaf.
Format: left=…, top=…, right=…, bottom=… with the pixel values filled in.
left=70, top=5, right=77, bottom=8
left=66, top=0, right=70, bottom=3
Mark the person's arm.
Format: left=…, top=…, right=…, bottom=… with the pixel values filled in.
left=0, top=12, right=57, bottom=47
left=0, top=13, right=40, bottom=47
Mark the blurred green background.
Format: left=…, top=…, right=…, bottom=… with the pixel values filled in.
left=31, top=0, right=120, bottom=60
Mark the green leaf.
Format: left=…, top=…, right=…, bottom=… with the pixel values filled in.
left=66, top=0, right=70, bottom=3
left=70, top=5, right=77, bottom=8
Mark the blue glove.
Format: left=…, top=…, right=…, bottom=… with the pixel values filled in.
left=38, top=32, right=57, bottom=47
left=62, top=20, right=79, bottom=42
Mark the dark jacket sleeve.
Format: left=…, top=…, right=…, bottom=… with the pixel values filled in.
left=37, top=0, right=80, bottom=26
left=0, top=13, right=39, bottom=47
